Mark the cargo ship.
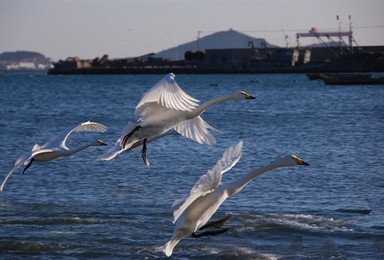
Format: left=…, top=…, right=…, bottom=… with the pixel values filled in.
left=48, top=27, right=384, bottom=75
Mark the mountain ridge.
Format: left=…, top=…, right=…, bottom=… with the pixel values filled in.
left=154, top=29, right=277, bottom=60
left=0, top=50, right=49, bottom=62
left=0, top=50, right=50, bottom=70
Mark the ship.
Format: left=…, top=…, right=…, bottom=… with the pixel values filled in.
left=48, top=27, right=384, bottom=75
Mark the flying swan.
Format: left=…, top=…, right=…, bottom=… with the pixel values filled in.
left=0, top=121, right=108, bottom=192
left=98, top=73, right=255, bottom=166
left=163, top=140, right=309, bottom=257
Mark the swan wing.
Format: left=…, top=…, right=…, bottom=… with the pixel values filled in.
left=30, top=148, right=57, bottom=159
left=32, top=144, right=41, bottom=152
left=171, top=140, right=243, bottom=223
left=134, top=73, right=199, bottom=120
left=171, top=168, right=221, bottom=223
left=215, top=140, right=243, bottom=175
left=173, top=116, right=219, bottom=145
left=0, top=153, right=31, bottom=192
left=135, top=103, right=173, bottom=123
left=43, top=121, right=108, bottom=149
left=0, top=165, right=20, bottom=192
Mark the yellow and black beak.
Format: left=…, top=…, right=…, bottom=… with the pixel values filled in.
left=293, top=155, right=310, bottom=166
left=241, top=91, right=256, bottom=99
left=98, top=140, right=108, bottom=146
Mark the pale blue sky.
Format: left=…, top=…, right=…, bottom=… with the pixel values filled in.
left=1, top=0, right=383, bottom=60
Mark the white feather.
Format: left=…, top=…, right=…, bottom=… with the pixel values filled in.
left=134, top=73, right=199, bottom=120
left=172, top=140, right=243, bottom=223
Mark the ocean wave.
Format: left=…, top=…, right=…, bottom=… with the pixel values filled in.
left=0, top=240, right=76, bottom=252
left=0, top=216, right=103, bottom=226
left=231, top=212, right=354, bottom=234
left=177, top=243, right=280, bottom=260
left=371, top=225, right=384, bottom=230
left=336, top=208, right=372, bottom=214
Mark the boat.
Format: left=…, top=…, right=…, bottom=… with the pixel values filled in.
left=47, top=25, right=384, bottom=75
left=306, top=73, right=372, bottom=80
left=48, top=46, right=384, bottom=75
left=320, top=74, right=384, bottom=85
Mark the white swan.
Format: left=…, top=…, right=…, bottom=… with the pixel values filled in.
left=163, top=140, right=309, bottom=257
left=0, top=121, right=108, bottom=192
left=98, top=73, right=255, bottom=165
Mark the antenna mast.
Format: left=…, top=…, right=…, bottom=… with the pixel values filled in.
left=349, top=15, right=353, bottom=50
left=337, top=14, right=342, bottom=49
left=197, top=31, right=202, bottom=51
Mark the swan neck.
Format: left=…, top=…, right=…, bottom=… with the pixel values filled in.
left=63, top=141, right=97, bottom=156
left=193, top=95, right=234, bottom=116
left=226, top=161, right=283, bottom=196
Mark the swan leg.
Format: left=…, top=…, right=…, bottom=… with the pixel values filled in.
left=121, top=126, right=141, bottom=149
left=199, top=214, right=232, bottom=230
left=191, top=228, right=229, bottom=238
left=191, top=214, right=231, bottom=238
left=22, top=159, right=34, bottom=175
left=141, top=138, right=150, bottom=167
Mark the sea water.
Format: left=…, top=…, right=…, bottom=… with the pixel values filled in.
left=0, top=72, right=383, bottom=259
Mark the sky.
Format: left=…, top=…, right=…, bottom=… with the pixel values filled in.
left=1, top=0, right=383, bottom=61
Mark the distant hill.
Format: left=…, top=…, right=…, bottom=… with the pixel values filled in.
left=0, top=51, right=50, bottom=70
left=154, top=29, right=278, bottom=60
left=0, top=51, right=49, bottom=61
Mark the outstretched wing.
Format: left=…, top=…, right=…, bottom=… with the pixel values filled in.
left=42, top=121, right=108, bottom=149
left=172, top=140, right=243, bottom=223
left=0, top=153, right=31, bottom=192
left=134, top=73, right=199, bottom=121
left=213, top=140, right=243, bottom=176
left=173, top=116, right=219, bottom=145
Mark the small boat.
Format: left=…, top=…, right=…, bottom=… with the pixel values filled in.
left=320, top=74, right=384, bottom=85
left=306, top=72, right=372, bottom=80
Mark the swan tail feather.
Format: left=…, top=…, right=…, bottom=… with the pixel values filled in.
left=163, top=239, right=179, bottom=257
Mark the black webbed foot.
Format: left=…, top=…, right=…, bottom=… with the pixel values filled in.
left=199, top=214, right=232, bottom=230
left=191, top=228, right=229, bottom=238
left=191, top=214, right=232, bottom=238
left=141, top=138, right=150, bottom=167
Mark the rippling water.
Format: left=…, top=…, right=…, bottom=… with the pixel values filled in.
left=0, top=72, right=383, bottom=259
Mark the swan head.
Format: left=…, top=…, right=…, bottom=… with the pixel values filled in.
left=97, top=139, right=107, bottom=146
left=234, top=91, right=255, bottom=100
left=278, top=155, right=310, bottom=167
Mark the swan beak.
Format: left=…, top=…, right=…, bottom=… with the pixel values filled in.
left=293, top=156, right=310, bottom=166
left=301, top=160, right=310, bottom=166
left=240, top=91, right=255, bottom=99
left=98, top=140, right=107, bottom=146
left=243, top=92, right=256, bottom=99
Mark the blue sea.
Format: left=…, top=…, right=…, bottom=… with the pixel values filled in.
left=0, top=72, right=383, bottom=259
